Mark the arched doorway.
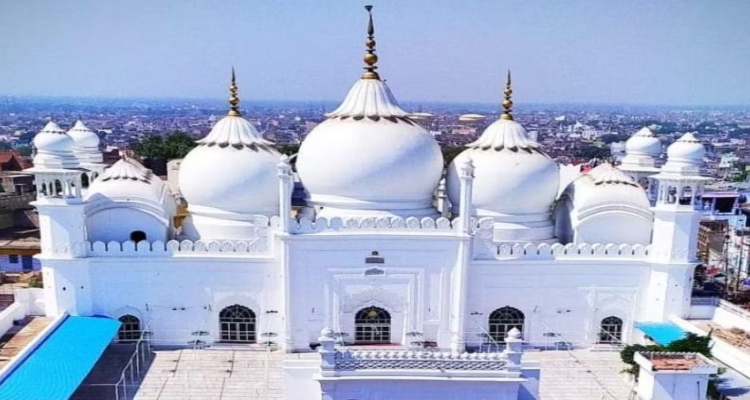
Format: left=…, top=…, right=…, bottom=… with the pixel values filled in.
left=598, top=316, right=623, bottom=344
left=488, top=307, right=525, bottom=343
left=118, top=315, right=141, bottom=342
left=355, top=306, right=391, bottom=344
left=219, top=305, right=256, bottom=343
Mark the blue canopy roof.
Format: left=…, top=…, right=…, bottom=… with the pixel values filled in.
left=0, top=315, right=120, bottom=400
left=634, top=322, right=687, bottom=346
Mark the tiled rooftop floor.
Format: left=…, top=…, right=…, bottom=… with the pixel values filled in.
left=74, top=345, right=645, bottom=400
left=0, top=316, right=51, bottom=370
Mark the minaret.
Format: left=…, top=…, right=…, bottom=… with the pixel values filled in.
left=25, top=121, right=91, bottom=317
left=646, top=133, right=708, bottom=320
left=26, top=121, right=87, bottom=257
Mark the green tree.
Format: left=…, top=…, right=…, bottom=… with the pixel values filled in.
left=131, top=131, right=197, bottom=160
left=441, top=146, right=465, bottom=166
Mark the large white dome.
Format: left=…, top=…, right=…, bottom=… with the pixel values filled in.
left=447, top=119, right=559, bottom=216
left=296, top=73, right=442, bottom=218
left=179, top=115, right=281, bottom=216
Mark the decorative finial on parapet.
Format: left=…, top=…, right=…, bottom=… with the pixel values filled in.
left=500, top=70, right=514, bottom=121
left=361, top=5, right=380, bottom=80
left=277, top=154, right=293, bottom=176
left=460, top=157, right=475, bottom=180
left=228, top=67, right=241, bottom=117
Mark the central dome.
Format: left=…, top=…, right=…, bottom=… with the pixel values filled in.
left=295, top=7, right=443, bottom=218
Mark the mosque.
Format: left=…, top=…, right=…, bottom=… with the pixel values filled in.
left=23, top=6, right=708, bottom=400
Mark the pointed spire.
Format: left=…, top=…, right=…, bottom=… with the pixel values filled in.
left=500, top=70, right=514, bottom=120
left=362, top=5, right=380, bottom=80
left=228, top=67, right=241, bottom=117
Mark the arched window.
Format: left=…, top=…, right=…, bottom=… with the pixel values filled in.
left=130, top=230, right=147, bottom=242
left=355, top=306, right=391, bottom=344
left=488, top=307, right=525, bottom=343
left=81, top=173, right=90, bottom=189
left=598, top=316, right=623, bottom=344
left=219, top=305, right=256, bottom=343
left=118, top=315, right=141, bottom=342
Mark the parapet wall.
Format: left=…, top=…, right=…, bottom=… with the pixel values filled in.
left=67, top=237, right=272, bottom=257
left=332, top=350, right=509, bottom=371
left=290, top=216, right=455, bottom=234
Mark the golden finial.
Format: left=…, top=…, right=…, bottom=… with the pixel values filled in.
left=228, top=67, right=241, bottom=117
left=362, top=5, right=380, bottom=80
left=500, top=70, right=514, bottom=120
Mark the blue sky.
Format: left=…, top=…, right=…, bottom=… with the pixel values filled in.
left=1, top=0, right=749, bottom=105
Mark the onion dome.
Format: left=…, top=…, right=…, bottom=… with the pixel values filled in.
left=32, top=121, right=79, bottom=169
left=446, top=72, right=559, bottom=242
left=620, top=127, right=661, bottom=171
left=178, top=70, right=281, bottom=239
left=662, top=132, right=705, bottom=175
left=67, top=120, right=103, bottom=164
left=295, top=6, right=443, bottom=218
left=555, top=163, right=652, bottom=244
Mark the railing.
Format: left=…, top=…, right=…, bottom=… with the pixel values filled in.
left=333, top=349, right=508, bottom=371
left=107, top=322, right=154, bottom=400
left=718, top=299, right=750, bottom=319
left=691, top=297, right=721, bottom=306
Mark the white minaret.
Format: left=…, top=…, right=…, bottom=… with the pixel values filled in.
left=646, top=133, right=708, bottom=321
left=25, top=121, right=91, bottom=316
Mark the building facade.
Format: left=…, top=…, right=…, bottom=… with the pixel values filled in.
left=24, top=7, right=709, bottom=399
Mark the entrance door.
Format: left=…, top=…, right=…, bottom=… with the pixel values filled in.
left=355, top=306, right=391, bottom=344
left=219, top=305, right=256, bottom=343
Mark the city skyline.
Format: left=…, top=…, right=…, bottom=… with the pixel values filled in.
left=1, top=1, right=750, bottom=106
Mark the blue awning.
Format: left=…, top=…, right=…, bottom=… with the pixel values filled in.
left=0, top=315, right=121, bottom=400
left=634, top=322, right=687, bottom=346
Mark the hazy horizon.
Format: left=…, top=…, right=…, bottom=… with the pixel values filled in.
left=1, top=1, right=749, bottom=106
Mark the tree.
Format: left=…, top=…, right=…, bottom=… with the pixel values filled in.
left=441, top=146, right=465, bottom=166
left=131, top=131, right=197, bottom=160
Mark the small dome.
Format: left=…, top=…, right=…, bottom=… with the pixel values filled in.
left=32, top=121, right=78, bottom=169
left=555, top=164, right=652, bottom=244
left=86, top=157, right=174, bottom=208
left=663, top=133, right=705, bottom=174
left=33, top=121, right=75, bottom=154
left=625, top=127, right=661, bottom=158
left=447, top=118, right=559, bottom=217
left=296, top=78, right=443, bottom=218
left=619, top=127, right=662, bottom=174
left=67, top=120, right=100, bottom=149
left=86, top=158, right=176, bottom=243
left=179, top=115, right=281, bottom=216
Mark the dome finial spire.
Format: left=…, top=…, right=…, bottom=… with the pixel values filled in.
left=501, top=70, right=514, bottom=120
left=228, top=67, right=241, bottom=117
left=362, top=5, right=380, bottom=80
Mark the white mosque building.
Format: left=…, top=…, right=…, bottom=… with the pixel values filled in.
left=23, top=6, right=709, bottom=400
